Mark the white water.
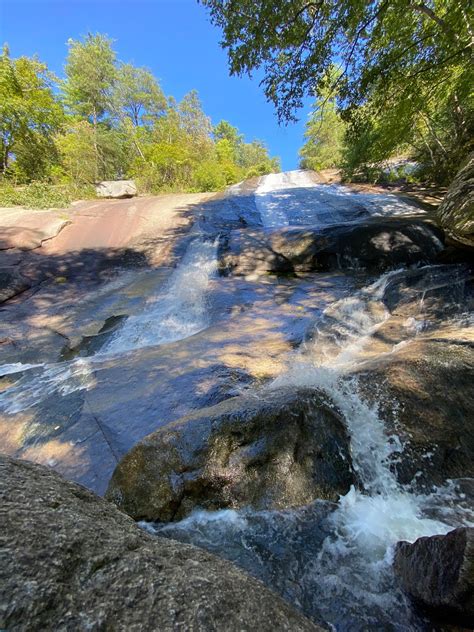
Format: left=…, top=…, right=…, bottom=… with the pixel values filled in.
left=0, top=237, right=218, bottom=413
left=148, top=175, right=472, bottom=629
left=104, top=237, right=218, bottom=353
left=151, top=266, right=472, bottom=629
left=255, top=170, right=427, bottom=229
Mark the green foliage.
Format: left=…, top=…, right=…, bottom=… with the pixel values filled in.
left=63, top=33, right=116, bottom=123
left=113, top=63, right=167, bottom=127
left=299, top=77, right=345, bottom=170
left=0, top=180, right=95, bottom=209
left=202, top=0, right=473, bottom=184
left=0, top=46, right=64, bottom=181
left=2, top=33, right=280, bottom=199
left=193, top=160, right=227, bottom=191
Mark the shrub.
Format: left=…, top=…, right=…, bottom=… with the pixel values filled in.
left=0, top=180, right=95, bottom=209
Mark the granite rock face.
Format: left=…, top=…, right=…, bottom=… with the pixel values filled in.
left=0, top=455, right=321, bottom=632
left=106, top=388, right=355, bottom=522
left=437, top=152, right=474, bottom=249
left=393, top=527, right=474, bottom=625
left=220, top=219, right=444, bottom=276
left=96, top=179, right=137, bottom=198
left=356, top=337, right=474, bottom=489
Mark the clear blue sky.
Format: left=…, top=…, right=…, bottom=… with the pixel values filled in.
left=0, top=0, right=313, bottom=170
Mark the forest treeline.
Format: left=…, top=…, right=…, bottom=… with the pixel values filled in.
left=204, top=0, right=472, bottom=187
left=0, top=33, right=280, bottom=206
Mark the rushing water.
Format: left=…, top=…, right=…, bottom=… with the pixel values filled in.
left=254, top=170, right=428, bottom=229
left=148, top=172, right=473, bottom=631
left=151, top=264, right=473, bottom=629
left=0, top=237, right=218, bottom=413
left=2, top=171, right=472, bottom=628
left=104, top=237, right=218, bottom=353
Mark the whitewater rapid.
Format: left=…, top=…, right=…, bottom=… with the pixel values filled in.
left=149, top=171, right=473, bottom=631
left=0, top=236, right=218, bottom=413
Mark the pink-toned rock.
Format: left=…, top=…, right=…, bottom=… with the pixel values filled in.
left=0, top=210, right=69, bottom=251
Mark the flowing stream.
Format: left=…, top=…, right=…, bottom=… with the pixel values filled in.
left=148, top=171, right=473, bottom=631
left=1, top=170, right=472, bottom=629
left=0, top=236, right=218, bottom=413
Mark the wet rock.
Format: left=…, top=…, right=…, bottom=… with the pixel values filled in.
left=106, top=388, right=355, bottom=521
left=0, top=455, right=321, bottom=632
left=438, top=152, right=474, bottom=249
left=155, top=501, right=335, bottom=629
left=96, top=179, right=137, bottom=198
left=0, top=267, right=30, bottom=303
left=393, top=527, right=474, bottom=625
left=356, top=337, right=474, bottom=488
left=221, top=219, right=444, bottom=276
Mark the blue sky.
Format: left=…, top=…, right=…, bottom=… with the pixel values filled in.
left=1, top=0, right=313, bottom=170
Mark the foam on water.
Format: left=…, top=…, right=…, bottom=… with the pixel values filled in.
left=154, top=264, right=473, bottom=630
left=254, top=170, right=426, bottom=229
left=104, top=237, right=218, bottom=353
left=0, top=237, right=218, bottom=413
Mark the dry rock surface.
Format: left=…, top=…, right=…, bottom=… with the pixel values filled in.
left=95, top=179, right=138, bottom=198
left=0, top=455, right=321, bottom=632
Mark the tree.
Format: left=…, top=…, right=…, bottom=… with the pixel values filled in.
left=114, top=63, right=167, bottom=127
left=63, top=34, right=117, bottom=179
left=299, top=76, right=345, bottom=170
left=0, top=46, right=64, bottom=180
left=178, top=90, right=213, bottom=155
left=201, top=0, right=473, bottom=181
left=214, top=120, right=243, bottom=146
left=63, top=33, right=116, bottom=123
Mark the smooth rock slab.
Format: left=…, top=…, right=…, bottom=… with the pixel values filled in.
left=220, top=218, right=445, bottom=276
left=106, top=387, right=355, bottom=522
left=393, top=527, right=474, bottom=626
left=437, top=152, right=474, bottom=249
left=355, top=336, right=474, bottom=489
left=0, top=455, right=321, bottom=632
left=0, top=267, right=30, bottom=303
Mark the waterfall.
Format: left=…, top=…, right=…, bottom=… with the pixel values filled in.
left=254, top=172, right=291, bottom=228
left=254, top=170, right=428, bottom=229
left=0, top=237, right=218, bottom=413
left=151, top=264, right=473, bottom=630
left=104, top=237, right=218, bottom=354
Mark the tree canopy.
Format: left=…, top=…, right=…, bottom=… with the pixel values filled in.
left=1, top=33, right=280, bottom=194
left=201, top=0, right=473, bottom=182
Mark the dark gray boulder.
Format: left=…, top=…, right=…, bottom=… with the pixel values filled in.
left=437, top=152, right=474, bottom=249
left=220, top=219, right=444, bottom=276
left=105, top=388, right=355, bottom=522
left=393, top=527, right=474, bottom=626
left=0, top=455, right=321, bottom=632
left=356, top=337, right=474, bottom=489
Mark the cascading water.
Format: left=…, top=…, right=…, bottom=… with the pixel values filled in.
left=151, top=265, right=473, bottom=630
left=0, top=237, right=218, bottom=413
left=254, top=170, right=428, bottom=229
left=104, top=237, right=218, bottom=353
left=147, top=171, right=473, bottom=630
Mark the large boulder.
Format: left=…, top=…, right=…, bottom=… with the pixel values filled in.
left=0, top=455, right=321, bottom=632
left=438, top=152, right=474, bottom=249
left=393, top=527, right=474, bottom=625
left=355, top=336, right=474, bottom=488
left=105, top=388, right=355, bottom=522
left=220, top=219, right=444, bottom=276
left=96, top=179, right=137, bottom=199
